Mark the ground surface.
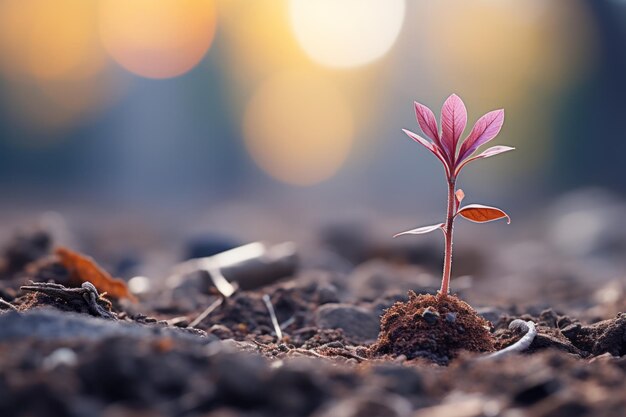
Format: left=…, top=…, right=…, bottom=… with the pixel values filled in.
left=0, top=206, right=625, bottom=417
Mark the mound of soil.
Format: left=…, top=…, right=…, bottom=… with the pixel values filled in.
left=371, top=291, right=494, bottom=363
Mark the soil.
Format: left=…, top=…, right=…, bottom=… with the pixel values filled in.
left=371, top=292, right=495, bottom=364
left=0, top=225, right=625, bottom=417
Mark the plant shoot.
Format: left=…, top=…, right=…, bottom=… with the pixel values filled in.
left=395, top=94, right=514, bottom=296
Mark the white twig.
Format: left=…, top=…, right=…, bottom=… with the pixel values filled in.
left=482, top=320, right=537, bottom=360
left=262, top=294, right=283, bottom=341
left=0, top=298, right=17, bottom=311
left=187, top=297, right=223, bottom=329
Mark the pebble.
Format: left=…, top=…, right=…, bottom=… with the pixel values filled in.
left=317, top=284, right=340, bottom=304
left=422, top=307, right=440, bottom=325
left=445, top=312, right=457, bottom=323
left=315, top=304, right=380, bottom=343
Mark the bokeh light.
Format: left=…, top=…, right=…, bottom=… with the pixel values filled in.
left=0, top=0, right=105, bottom=81
left=99, top=0, right=217, bottom=79
left=416, top=1, right=595, bottom=101
left=0, top=0, right=119, bottom=137
left=243, top=73, right=354, bottom=186
left=289, top=0, right=405, bottom=69
left=402, top=1, right=597, bottom=184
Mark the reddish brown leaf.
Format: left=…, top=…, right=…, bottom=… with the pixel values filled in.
left=456, top=204, right=510, bottom=224
left=55, top=247, right=138, bottom=302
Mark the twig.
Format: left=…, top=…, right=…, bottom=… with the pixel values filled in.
left=0, top=297, right=17, bottom=311
left=292, top=348, right=325, bottom=359
left=481, top=320, right=537, bottom=360
left=21, top=281, right=116, bottom=320
left=280, top=316, right=295, bottom=330
left=187, top=297, right=223, bottom=329
left=166, top=316, right=189, bottom=326
left=262, top=294, right=283, bottom=340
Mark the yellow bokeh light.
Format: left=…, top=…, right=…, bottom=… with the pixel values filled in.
left=0, top=0, right=120, bottom=136
left=415, top=1, right=595, bottom=102
left=0, top=0, right=105, bottom=81
left=410, top=0, right=596, bottom=176
left=243, top=73, right=354, bottom=186
left=99, top=0, right=217, bottom=79
left=289, top=0, right=405, bottom=68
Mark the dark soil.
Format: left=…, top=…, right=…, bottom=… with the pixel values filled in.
left=1, top=225, right=626, bottom=417
left=371, top=292, right=495, bottom=363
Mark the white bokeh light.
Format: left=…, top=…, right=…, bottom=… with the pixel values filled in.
left=289, top=0, right=406, bottom=68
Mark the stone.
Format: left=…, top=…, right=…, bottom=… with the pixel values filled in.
left=315, top=304, right=379, bottom=343
left=422, top=307, right=440, bottom=325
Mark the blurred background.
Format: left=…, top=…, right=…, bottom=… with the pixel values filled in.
left=0, top=0, right=626, bottom=291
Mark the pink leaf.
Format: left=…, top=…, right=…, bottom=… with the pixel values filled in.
left=440, top=94, right=467, bottom=159
left=402, top=129, right=451, bottom=176
left=458, top=109, right=504, bottom=162
left=394, top=223, right=445, bottom=238
left=457, top=204, right=510, bottom=224
left=414, top=101, right=440, bottom=145
left=455, top=145, right=515, bottom=175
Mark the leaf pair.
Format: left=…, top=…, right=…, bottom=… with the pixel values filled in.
left=406, top=94, right=514, bottom=177
left=393, top=202, right=509, bottom=238
left=394, top=185, right=509, bottom=238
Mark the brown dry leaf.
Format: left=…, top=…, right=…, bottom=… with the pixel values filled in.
left=55, top=247, right=138, bottom=302
left=457, top=204, right=510, bottom=224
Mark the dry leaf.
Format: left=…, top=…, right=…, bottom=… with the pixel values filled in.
left=55, top=247, right=137, bottom=302
left=457, top=204, right=510, bottom=224
left=394, top=223, right=445, bottom=238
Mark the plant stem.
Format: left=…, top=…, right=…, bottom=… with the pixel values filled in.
left=440, top=177, right=456, bottom=296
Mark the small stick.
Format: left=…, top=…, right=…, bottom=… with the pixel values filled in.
left=280, top=316, right=295, bottom=330
left=292, top=348, right=325, bottom=359
left=0, top=298, right=17, bottom=311
left=481, top=320, right=537, bottom=360
left=166, top=316, right=190, bottom=326
left=187, top=297, right=223, bottom=329
left=262, top=294, right=283, bottom=341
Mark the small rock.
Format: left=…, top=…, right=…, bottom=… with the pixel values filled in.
left=323, top=341, right=345, bottom=349
left=315, top=304, right=379, bottom=343
left=422, top=307, right=440, bottom=325
left=445, top=312, right=457, bottom=323
left=317, top=284, right=340, bottom=305
left=208, top=324, right=233, bottom=339
left=560, top=323, right=581, bottom=340
left=539, top=309, right=559, bottom=328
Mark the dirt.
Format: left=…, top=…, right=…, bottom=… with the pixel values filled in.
left=0, top=226, right=625, bottom=417
left=371, top=292, right=495, bottom=364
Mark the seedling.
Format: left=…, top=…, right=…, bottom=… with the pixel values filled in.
left=396, top=94, right=514, bottom=296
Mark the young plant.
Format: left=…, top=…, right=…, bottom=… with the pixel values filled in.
left=395, top=94, right=514, bottom=296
